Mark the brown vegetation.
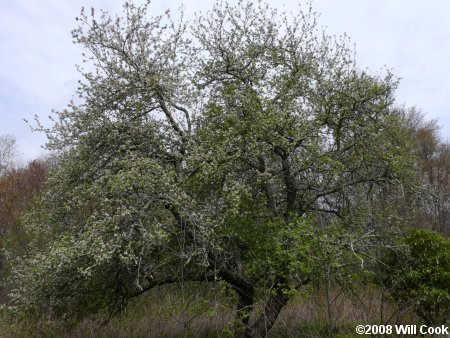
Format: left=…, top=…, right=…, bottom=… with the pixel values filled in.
left=1, top=282, right=417, bottom=338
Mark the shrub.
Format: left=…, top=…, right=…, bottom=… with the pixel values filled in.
left=380, top=228, right=450, bottom=325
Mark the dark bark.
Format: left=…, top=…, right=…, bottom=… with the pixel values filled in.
left=234, top=277, right=291, bottom=338
left=234, top=292, right=254, bottom=338
left=248, top=287, right=288, bottom=337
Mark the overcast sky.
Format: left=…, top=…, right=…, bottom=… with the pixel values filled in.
left=1, top=0, right=449, bottom=162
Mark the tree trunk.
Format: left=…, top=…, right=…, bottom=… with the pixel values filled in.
left=219, top=264, right=289, bottom=337
left=247, top=287, right=287, bottom=337
left=234, top=292, right=254, bottom=338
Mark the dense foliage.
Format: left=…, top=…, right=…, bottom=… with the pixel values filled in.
left=380, top=228, right=450, bottom=325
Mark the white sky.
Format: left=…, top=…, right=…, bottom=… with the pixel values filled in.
left=1, top=0, right=449, bottom=162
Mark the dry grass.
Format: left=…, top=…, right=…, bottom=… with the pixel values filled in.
left=270, top=286, right=417, bottom=337
left=0, top=283, right=418, bottom=338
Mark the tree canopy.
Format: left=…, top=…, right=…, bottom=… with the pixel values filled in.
left=6, top=1, right=414, bottom=336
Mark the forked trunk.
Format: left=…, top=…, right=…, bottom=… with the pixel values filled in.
left=249, top=289, right=287, bottom=337
left=234, top=286, right=287, bottom=338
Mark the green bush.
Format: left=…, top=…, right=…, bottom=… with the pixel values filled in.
left=380, top=228, right=450, bottom=325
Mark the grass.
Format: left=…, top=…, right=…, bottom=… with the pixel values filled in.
left=0, top=283, right=418, bottom=338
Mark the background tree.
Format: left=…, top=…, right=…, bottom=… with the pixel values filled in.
left=398, top=108, right=450, bottom=235
left=0, top=159, right=49, bottom=302
left=6, top=1, right=413, bottom=337
left=0, top=160, right=48, bottom=247
left=362, top=109, right=450, bottom=254
left=0, top=135, right=17, bottom=177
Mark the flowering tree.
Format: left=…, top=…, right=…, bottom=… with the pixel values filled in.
left=7, top=1, right=412, bottom=336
